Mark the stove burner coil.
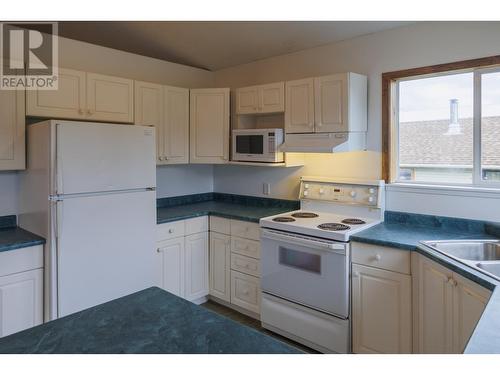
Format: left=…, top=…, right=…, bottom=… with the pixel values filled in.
left=341, top=218, right=366, bottom=225
left=272, top=217, right=296, bottom=222
left=317, top=223, right=351, bottom=231
left=291, top=212, right=319, bottom=218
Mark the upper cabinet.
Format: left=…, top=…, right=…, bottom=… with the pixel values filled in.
left=27, top=68, right=134, bottom=124
left=0, top=81, right=25, bottom=170
left=135, top=82, right=189, bottom=165
left=26, top=68, right=86, bottom=120
left=284, top=72, right=367, bottom=134
left=86, top=73, right=134, bottom=123
left=235, top=82, right=284, bottom=115
left=163, top=86, right=189, bottom=164
left=285, top=77, right=315, bottom=133
left=190, top=88, right=230, bottom=164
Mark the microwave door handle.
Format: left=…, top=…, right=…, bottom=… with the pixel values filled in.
left=261, top=229, right=346, bottom=254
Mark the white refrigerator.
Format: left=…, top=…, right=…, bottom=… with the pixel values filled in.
left=19, top=120, right=157, bottom=321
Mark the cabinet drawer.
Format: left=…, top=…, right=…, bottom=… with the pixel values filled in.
left=230, top=220, right=260, bottom=241
left=210, top=216, right=230, bottom=235
left=352, top=242, right=410, bottom=275
left=231, top=271, right=261, bottom=314
left=0, top=245, right=44, bottom=277
left=185, top=216, right=208, bottom=235
left=157, top=220, right=185, bottom=241
left=231, top=253, right=260, bottom=277
left=231, top=237, right=260, bottom=259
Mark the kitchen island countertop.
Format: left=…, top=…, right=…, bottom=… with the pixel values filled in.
left=0, top=287, right=302, bottom=354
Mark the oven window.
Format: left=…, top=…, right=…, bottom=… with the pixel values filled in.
left=236, top=135, right=264, bottom=154
left=279, top=247, right=321, bottom=274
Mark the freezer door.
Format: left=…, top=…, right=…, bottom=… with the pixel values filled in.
left=55, top=190, right=156, bottom=317
left=55, top=121, right=156, bottom=195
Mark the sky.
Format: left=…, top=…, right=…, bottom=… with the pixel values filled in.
left=398, top=71, right=500, bottom=122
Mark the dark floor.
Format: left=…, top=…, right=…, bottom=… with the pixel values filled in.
left=201, top=300, right=318, bottom=353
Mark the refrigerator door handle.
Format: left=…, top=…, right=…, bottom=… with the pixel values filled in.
left=55, top=124, right=63, bottom=194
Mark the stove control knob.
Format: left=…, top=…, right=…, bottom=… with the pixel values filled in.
left=368, top=196, right=375, bottom=203
left=350, top=191, right=357, bottom=198
left=368, top=188, right=375, bottom=194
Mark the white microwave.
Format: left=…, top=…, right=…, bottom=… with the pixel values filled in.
left=232, top=128, right=284, bottom=163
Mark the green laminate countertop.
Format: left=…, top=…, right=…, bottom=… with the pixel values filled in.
left=0, top=287, right=302, bottom=354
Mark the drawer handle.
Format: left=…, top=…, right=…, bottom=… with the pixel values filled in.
left=374, top=254, right=381, bottom=261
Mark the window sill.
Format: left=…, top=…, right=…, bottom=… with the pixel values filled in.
left=386, top=182, right=500, bottom=199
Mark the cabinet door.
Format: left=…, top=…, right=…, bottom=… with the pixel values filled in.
left=26, top=68, right=86, bottom=120
left=235, top=86, right=259, bottom=114
left=352, top=264, right=412, bottom=354
left=189, top=88, right=230, bottom=164
left=413, top=254, right=454, bottom=353
left=0, top=87, right=25, bottom=170
left=314, top=73, right=348, bottom=133
left=0, top=269, right=43, bottom=338
left=157, top=238, right=185, bottom=298
left=185, top=232, right=209, bottom=301
left=163, top=86, right=189, bottom=164
left=209, top=232, right=231, bottom=302
left=134, top=81, right=163, bottom=163
left=230, top=270, right=260, bottom=314
left=258, top=82, right=284, bottom=113
left=452, top=273, right=491, bottom=353
left=86, top=73, right=134, bottom=123
left=285, top=78, right=315, bottom=134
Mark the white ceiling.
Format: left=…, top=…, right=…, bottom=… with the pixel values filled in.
left=57, top=21, right=413, bottom=71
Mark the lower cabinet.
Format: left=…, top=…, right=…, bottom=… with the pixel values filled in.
left=351, top=242, right=412, bottom=354
left=209, top=217, right=261, bottom=317
left=352, top=263, right=412, bottom=353
left=412, top=252, right=491, bottom=353
left=156, top=217, right=209, bottom=304
left=209, top=232, right=231, bottom=302
left=0, top=245, right=43, bottom=338
left=185, top=232, right=209, bottom=301
left=156, top=237, right=185, bottom=297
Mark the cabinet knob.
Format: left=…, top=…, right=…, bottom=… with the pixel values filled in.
left=78, top=109, right=84, bottom=114
left=448, top=277, right=457, bottom=286
left=352, top=271, right=360, bottom=278
left=243, top=289, right=249, bottom=295
left=374, top=254, right=381, bottom=261
left=168, top=229, right=174, bottom=234
left=87, top=109, right=92, bottom=115
left=156, top=248, right=161, bottom=253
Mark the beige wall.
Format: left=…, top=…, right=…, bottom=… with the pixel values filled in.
left=213, top=22, right=500, bottom=221
left=58, top=35, right=214, bottom=88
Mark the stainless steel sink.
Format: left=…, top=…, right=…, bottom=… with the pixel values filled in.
left=421, top=240, right=500, bottom=281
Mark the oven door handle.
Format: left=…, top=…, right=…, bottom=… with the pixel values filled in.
left=261, top=229, right=346, bottom=254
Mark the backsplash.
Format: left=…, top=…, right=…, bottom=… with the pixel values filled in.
left=157, top=192, right=299, bottom=210
left=385, top=211, right=500, bottom=236
left=0, top=215, right=16, bottom=229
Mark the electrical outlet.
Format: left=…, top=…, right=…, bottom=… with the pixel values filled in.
left=263, top=183, right=271, bottom=195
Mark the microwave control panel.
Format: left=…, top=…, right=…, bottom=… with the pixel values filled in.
left=299, top=180, right=383, bottom=207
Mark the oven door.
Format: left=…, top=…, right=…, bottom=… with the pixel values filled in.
left=261, top=229, right=349, bottom=318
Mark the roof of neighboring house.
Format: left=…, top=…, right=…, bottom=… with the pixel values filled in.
left=399, top=116, right=500, bottom=167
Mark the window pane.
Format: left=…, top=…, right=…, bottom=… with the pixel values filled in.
left=398, top=73, right=473, bottom=184
left=481, top=71, right=500, bottom=182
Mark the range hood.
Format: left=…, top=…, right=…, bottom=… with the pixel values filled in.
left=280, top=132, right=366, bottom=153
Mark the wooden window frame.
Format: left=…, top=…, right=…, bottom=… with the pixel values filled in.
left=382, top=55, right=500, bottom=183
